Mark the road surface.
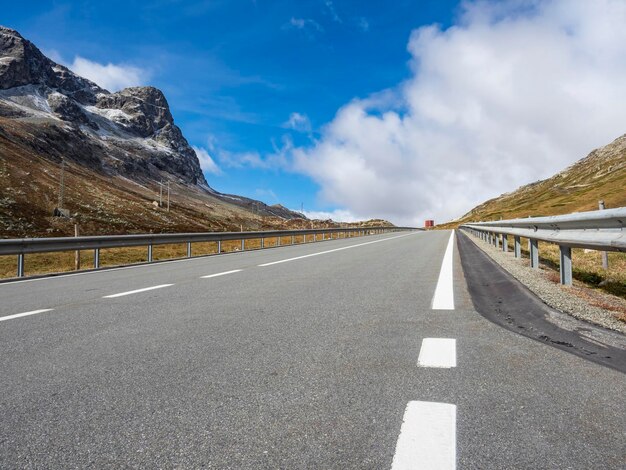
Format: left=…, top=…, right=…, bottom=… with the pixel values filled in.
left=0, top=231, right=624, bottom=468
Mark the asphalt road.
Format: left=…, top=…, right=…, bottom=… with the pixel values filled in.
left=0, top=231, right=624, bottom=469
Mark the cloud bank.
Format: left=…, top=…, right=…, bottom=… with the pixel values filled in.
left=68, top=56, right=149, bottom=92
left=292, top=0, right=626, bottom=225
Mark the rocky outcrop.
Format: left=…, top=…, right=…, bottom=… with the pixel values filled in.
left=0, top=26, right=102, bottom=103
left=0, top=26, right=209, bottom=188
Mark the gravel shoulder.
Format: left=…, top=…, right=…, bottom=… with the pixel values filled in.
left=462, top=230, right=626, bottom=335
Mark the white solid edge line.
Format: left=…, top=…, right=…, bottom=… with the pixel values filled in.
left=417, top=338, right=457, bottom=368
left=258, top=233, right=416, bottom=267
left=431, top=230, right=455, bottom=310
left=391, top=401, right=457, bottom=470
left=103, top=284, right=174, bottom=298
left=201, top=269, right=242, bottom=278
left=0, top=308, right=54, bottom=322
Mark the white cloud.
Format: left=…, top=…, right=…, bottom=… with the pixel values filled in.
left=283, top=112, right=312, bottom=133
left=218, top=135, right=293, bottom=169
left=356, top=17, right=370, bottom=32
left=299, top=209, right=360, bottom=223
left=67, top=56, right=149, bottom=91
left=193, top=146, right=222, bottom=175
left=325, top=1, right=342, bottom=23
left=218, top=149, right=266, bottom=169
left=292, top=0, right=626, bottom=226
left=284, top=17, right=324, bottom=34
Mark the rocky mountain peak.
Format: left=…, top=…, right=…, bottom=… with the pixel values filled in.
left=95, top=86, right=174, bottom=137
left=0, top=26, right=103, bottom=103
left=0, top=25, right=210, bottom=189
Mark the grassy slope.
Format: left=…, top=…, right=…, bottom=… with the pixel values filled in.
left=439, top=133, right=626, bottom=301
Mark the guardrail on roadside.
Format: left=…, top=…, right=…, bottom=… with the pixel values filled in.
left=460, top=207, right=625, bottom=285
left=0, top=226, right=417, bottom=278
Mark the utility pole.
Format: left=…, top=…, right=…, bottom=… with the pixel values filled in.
left=167, top=181, right=170, bottom=212
left=58, top=158, right=65, bottom=209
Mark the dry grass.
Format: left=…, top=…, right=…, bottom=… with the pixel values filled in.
left=505, top=236, right=626, bottom=300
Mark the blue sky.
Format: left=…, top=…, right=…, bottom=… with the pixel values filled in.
left=3, top=1, right=626, bottom=224
left=2, top=0, right=458, bottom=214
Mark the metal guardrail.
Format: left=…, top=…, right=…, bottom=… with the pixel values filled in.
left=0, top=226, right=417, bottom=278
left=460, top=207, right=625, bottom=285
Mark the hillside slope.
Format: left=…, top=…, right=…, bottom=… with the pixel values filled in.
left=446, top=133, right=626, bottom=226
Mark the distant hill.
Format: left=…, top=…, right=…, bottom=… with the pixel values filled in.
left=443, top=133, right=626, bottom=226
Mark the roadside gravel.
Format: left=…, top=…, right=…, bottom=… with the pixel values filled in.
left=463, top=231, right=626, bottom=334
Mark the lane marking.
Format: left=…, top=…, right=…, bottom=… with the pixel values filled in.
left=431, top=230, right=455, bottom=310
left=391, top=401, right=457, bottom=470
left=258, top=233, right=416, bottom=267
left=201, top=269, right=242, bottom=278
left=0, top=309, right=54, bottom=322
left=417, top=338, right=457, bottom=368
left=103, top=284, right=173, bottom=298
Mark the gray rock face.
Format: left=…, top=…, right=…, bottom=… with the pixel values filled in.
left=96, top=87, right=173, bottom=137
left=47, top=92, right=94, bottom=127
left=0, top=26, right=103, bottom=103
left=0, top=26, right=209, bottom=189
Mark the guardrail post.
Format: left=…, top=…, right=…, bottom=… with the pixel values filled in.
left=17, top=253, right=24, bottom=277
left=514, top=236, right=521, bottom=258
left=277, top=236, right=281, bottom=246
left=502, top=234, right=508, bottom=252
left=218, top=240, right=222, bottom=253
left=314, top=233, right=317, bottom=242
left=495, top=234, right=500, bottom=249
left=186, top=242, right=192, bottom=258
left=530, top=239, right=539, bottom=269
left=599, top=201, right=609, bottom=269
left=148, top=244, right=153, bottom=262
left=94, top=248, right=100, bottom=268
left=291, top=235, right=295, bottom=245
left=261, top=238, right=264, bottom=249
left=559, top=245, right=572, bottom=285
left=241, top=239, right=245, bottom=251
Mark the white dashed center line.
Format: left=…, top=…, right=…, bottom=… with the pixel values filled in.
left=201, top=269, right=242, bottom=278
left=417, top=338, right=457, bottom=368
left=391, top=401, right=457, bottom=470
left=0, top=309, right=54, bottom=322
left=431, top=230, right=455, bottom=310
left=103, top=284, right=174, bottom=298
